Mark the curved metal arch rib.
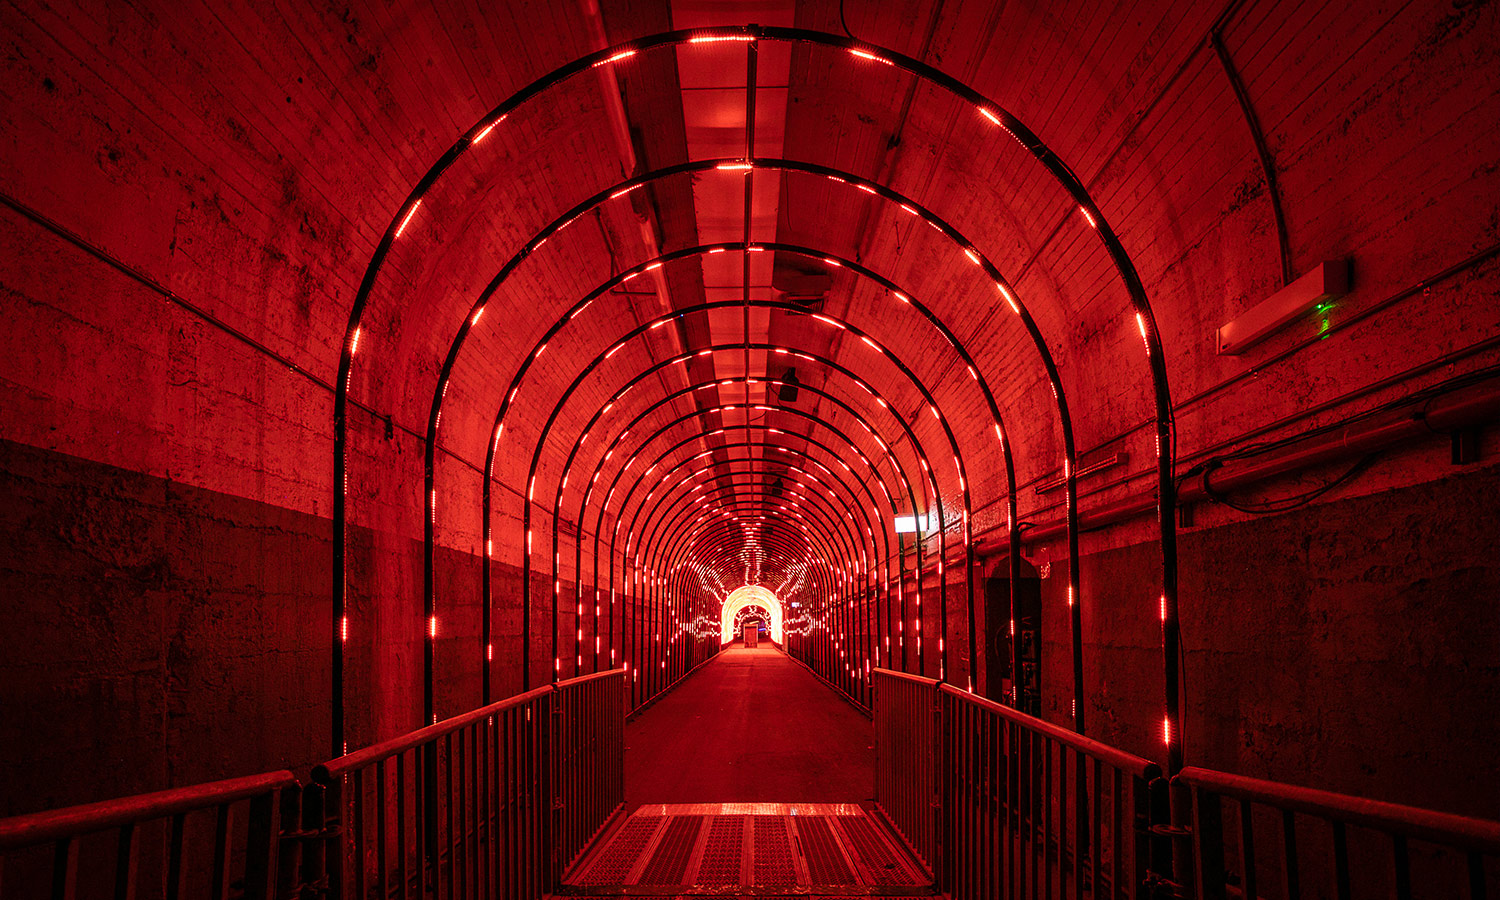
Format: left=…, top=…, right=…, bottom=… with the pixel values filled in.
left=334, top=25, right=1178, bottom=770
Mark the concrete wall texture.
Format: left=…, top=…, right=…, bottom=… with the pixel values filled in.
left=0, top=0, right=1496, bottom=823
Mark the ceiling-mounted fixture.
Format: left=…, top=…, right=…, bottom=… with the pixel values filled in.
left=777, top=368, right=800, bottom=404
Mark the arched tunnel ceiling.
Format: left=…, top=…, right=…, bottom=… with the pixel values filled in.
left=1, top=0, right=1496, bottom=805
left=342, top=11, right=1177, bottom=611
left=6, top=0, right=1487, bottom=699
left=290, top=0, right=1497, bottom=675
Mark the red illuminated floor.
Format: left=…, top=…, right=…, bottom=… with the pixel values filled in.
left=625, top=646, right=874, bottom=806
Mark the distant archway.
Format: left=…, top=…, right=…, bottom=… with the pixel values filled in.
left=721, top=586, right=783, bottom=645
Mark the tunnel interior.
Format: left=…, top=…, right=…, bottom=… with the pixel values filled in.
left=1, top=0, right=1498, bottom=895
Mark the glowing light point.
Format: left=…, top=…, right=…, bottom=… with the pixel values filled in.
left=593, top=49, right=637, bottom=68
left=395, top=199, right=422, bottom=238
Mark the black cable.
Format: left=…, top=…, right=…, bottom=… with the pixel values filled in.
left=1207, top=364, right=1500, bottom=465
left=839, top=0, right=855, bottom=39
left=1200, top=451, right=1383, bottom=515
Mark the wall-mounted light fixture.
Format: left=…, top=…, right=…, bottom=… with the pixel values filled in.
left=894, top=512, right=937, bottom=534
left=1216, top=260, right=1350, bottom=355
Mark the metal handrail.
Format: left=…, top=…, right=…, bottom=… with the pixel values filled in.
left=309, top=669, right=626, bottom=900
left=1175, top=767, right=1500, bottom=852
left=314, top=684, right=553, bottom=782
left=875, top=670, right=1166, bottom=899
left=941, top=683, right=1159, bottom=779
left=876, top=666, right=942, bottom=688
left=0, top=771, right=293, bottom=899
left=1176, top=765, right=1500, bottom=852
left=0, top=771, right=295, bottom=851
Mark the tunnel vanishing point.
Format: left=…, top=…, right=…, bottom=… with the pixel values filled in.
left=1, top=1, right=1497, bottom=898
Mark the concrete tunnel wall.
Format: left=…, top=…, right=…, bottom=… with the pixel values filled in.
left=0, top=0, right=1496, bottom=822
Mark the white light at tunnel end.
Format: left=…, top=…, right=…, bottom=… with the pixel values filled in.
left=721, top=585, right=784, bottom=645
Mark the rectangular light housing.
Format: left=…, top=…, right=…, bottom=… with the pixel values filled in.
left=1216, top=260, right=1350, bottom=355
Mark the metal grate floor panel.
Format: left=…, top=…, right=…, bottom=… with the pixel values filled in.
left=797, top=816, right=856, bottom=885
left=638, top=815, right=703, bottom=885
left=563, top=803, right=932, bottom=895
left=576, top=815, right=665, bottom=885
left=694, top=815, right=745, bottom=885
left=752, top=815, right=799, bottom=887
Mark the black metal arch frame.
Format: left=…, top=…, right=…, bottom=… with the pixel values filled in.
left=608, top=392, right=888, bottom=579
left=511, top=305, right=958, bottom=687
left=652, top=488, right=866, bottom=697
left=565, top=432, right=884, bottom=674
left=493, top=236, right=1029, bottom=682
left=333, top=26, right=1180, bottom=781
left=577, top=346, right=939, bottom=686
left=597, top=383, right=924, bottom=701
left=601, top=434, right=893, bottom=698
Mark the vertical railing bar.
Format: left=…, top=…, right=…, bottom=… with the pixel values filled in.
left=1237, top=798, right=1256, bottom=900
left=166, top=811, right=186, bottom=900
left=1465, top=851, right=1486, bottom=900
left=964, top=700, right=972, bottom=899
left=1390, top=833, right=1410, bottom=900
left=114, top=822, right=139, bottom=900
left=535, top=696, right=545, bottom=899
left=51, top=836, right=78, bottom=900
left=1045, top=736, right=1054, bottom=900
left=985, top=705, right=994, bottom=900
left=346, top=769, right=361, bottom=900
left=211, top=802, right=232, bottom=900
left=500, top=707, right=509, bottom=896
left=485, top=713, right=496, bottom=900
left=376, top=759, right=389, bottom=900
left=1074, top=748, right=1084, bottom=900
left=470, top=723, right=480, bottom=900
left=1111, top=768, right=1122, bottom=900
left=463, top=724, right=473, bottom=898
left=1282, top=809, right=1300, bottom=900
left=502, top=709, right=514, bottom=900
left=396, top=751, right=409, bottom=900
left=459, top=729, right=471, bottom=900
left=1192, top=787, right=1225, bottom=900
left=1013, top=713, right=1022, bottom=900
left=1090, top=757, right=1101, bottom=900
left=1026, top=729, right=1038, bottom=900
left=1058, top=739, right=1069, bottom=899
left=440, top=733, right=451, bottom=900
left=1331, top=820, right=1351, bottom=900
left=974, top=705, right=983, bottom=900
left=453, top=729, right=463, bottom=900
left=452, top=728, right=463, bottom=900
left=244, top=789, right=279, bottom=900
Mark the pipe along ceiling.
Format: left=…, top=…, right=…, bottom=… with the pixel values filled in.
left=333, top=27, right=1182, bottom=771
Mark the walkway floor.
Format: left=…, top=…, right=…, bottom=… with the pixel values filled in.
left=625, top=646, right=874, bottom=806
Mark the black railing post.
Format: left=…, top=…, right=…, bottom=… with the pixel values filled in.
left=244, top=788, right=281, bottom=900
left=934, top=682, right=951, bottom=894
left=1191, top=787, right=1224, bottom=900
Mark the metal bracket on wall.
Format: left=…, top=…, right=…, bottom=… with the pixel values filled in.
left=1451, top=427, right=1481, bottom=464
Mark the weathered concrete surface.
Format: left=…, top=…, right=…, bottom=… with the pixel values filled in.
left=0, top=0, right=1495, bottom=828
